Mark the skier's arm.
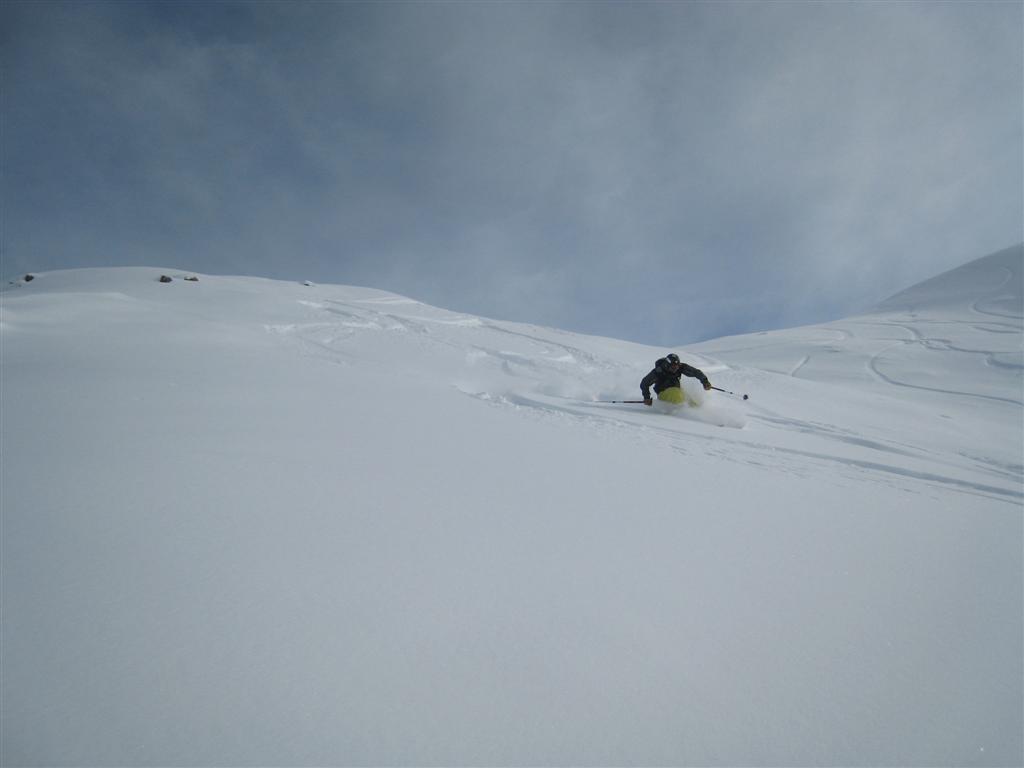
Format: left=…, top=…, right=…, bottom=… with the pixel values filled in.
left=680, top=363, right=711, bottom=389
left=640, top=369, right=658, bottom=400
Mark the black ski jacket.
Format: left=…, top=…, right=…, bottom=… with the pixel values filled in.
left=641, top=358, right=709, bottom=399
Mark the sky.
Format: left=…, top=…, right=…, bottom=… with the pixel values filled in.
left=2, top=0, right=1022, bottom=346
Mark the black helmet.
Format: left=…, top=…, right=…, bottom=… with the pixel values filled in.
left=666, top=353, right=680, bottom=364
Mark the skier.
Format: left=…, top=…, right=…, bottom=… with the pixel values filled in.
left=641, top=353, right=711, bottom=406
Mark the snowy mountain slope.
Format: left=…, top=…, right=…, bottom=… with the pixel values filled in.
left=689, top=244, right=1023, bottom=495
left=1, top=250, right=1021, bottom=766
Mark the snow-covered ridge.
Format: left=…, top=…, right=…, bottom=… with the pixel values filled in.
left=2, top=249, right=1021, bottom=765
left=876, top=243, right=1023, bottom=316
left=693, top=244, right=1022, bottom=403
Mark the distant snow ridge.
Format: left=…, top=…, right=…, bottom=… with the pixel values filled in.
left=1, top=250, right=1021, bottom=766
left=876, top=243, right=1023, bottom=316
left=693, top=244, right=1023, bottom=401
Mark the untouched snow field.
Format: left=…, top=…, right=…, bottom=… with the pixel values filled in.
left=2, top=246, right=1021, bottom=765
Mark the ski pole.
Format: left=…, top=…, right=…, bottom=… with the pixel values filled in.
left=710, top=386, right=749, bottom=400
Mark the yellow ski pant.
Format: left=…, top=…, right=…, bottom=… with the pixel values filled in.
left=657, top=387, right=686, bottom=404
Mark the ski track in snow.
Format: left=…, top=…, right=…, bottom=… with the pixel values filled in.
left=771, top=311, right=1023, bottom=406
left=867, top=340, right=1023, bottom=407
left=286, top=295, right=628, bottom=378
left=969, top=265, right=1020, bottom=320
left=510, top=394, right=1022, bottom=505
left=789, top=354, right=811, bottom=377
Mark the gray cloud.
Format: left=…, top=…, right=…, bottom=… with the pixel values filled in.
left=3, top=1, right=1021, bottom=345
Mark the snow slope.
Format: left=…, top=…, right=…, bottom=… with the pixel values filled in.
left=2, top=246, right=1021, bottom=766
